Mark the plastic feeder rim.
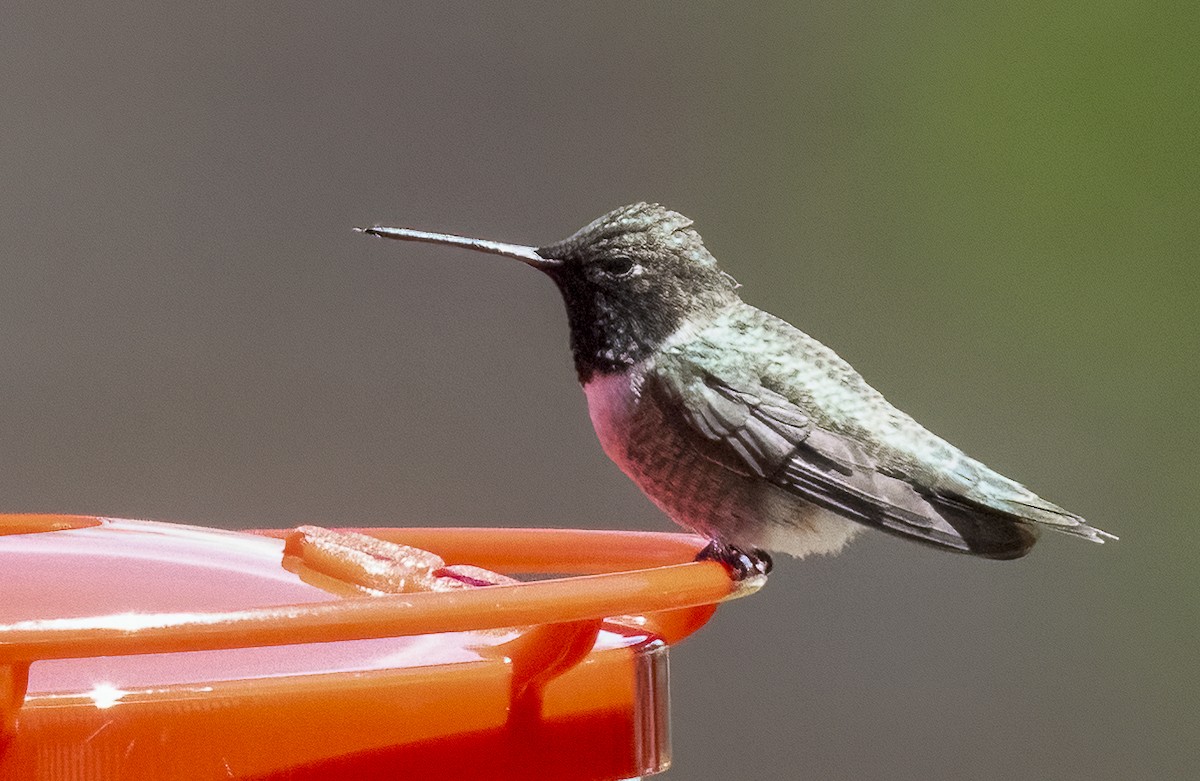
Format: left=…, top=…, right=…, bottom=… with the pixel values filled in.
left=0, top=515, right=752, bottom=780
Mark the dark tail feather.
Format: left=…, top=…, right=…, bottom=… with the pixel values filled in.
left=863, top=490, right=1041, bottom=560
left=930, top=497, right=1041, bottom=560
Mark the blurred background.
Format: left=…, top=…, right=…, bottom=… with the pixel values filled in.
left=2, top=3, right=1195, bottom=778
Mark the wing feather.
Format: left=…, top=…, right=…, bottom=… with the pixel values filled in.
left=651, top=367, right=1039, bottom=558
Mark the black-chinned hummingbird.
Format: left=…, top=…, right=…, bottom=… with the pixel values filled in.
left=358, top=203, right=1115, bottom=576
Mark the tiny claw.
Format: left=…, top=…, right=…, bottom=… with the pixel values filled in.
left=752, top=547, right=773, bottom=575
left=695, top=541, right=772, bottom=581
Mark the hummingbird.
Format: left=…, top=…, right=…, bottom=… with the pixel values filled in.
left=357, top=203, right=1115, bottom=577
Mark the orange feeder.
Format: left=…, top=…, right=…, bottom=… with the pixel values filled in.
left=0, top=514, right=757, bottom=779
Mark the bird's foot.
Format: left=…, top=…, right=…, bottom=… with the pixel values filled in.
left=695, top=540, right=773, bottom=580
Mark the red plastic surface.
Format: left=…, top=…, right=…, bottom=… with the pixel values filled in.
left=0, top=515, right=752, bottom=779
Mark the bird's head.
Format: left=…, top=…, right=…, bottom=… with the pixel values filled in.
left=536, top=203, right=740, bottom=380
left=359, top=203, right=741, bottom=382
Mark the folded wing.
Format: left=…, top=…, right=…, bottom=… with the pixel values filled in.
left=649, top=368, right=1044, bottom=559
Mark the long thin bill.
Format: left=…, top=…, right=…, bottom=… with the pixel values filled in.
left=355, top=225, right=560, bottom=268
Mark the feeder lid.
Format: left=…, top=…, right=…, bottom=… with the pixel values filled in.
left=0, top=514, right=752, bottom=780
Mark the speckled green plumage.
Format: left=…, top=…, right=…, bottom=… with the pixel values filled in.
left=653, top=304, right=1111, bottom=547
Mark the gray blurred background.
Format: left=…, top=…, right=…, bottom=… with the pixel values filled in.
left=2, top=3, right=1195, bottom=779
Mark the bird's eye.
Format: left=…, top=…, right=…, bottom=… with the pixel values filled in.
left=598, top=255, right=636, bottom=276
